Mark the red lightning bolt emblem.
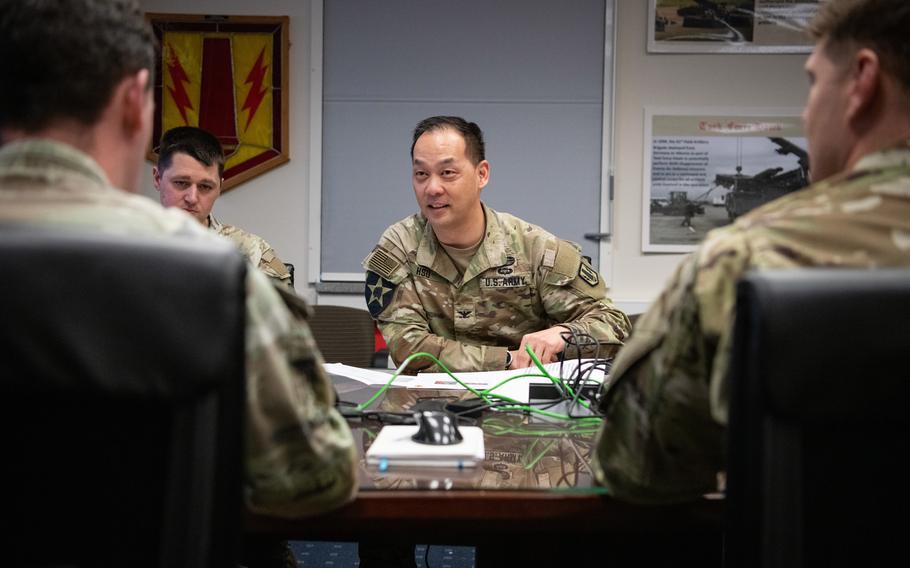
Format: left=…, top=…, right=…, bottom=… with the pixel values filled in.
left=166, top=43, right=193, bottom=125
left=241, top=47, right=269, bottom=131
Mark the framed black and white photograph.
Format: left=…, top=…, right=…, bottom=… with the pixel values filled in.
left=648, top=0, right=820, bottom=54
left=642, top=107, right=808, bottom=253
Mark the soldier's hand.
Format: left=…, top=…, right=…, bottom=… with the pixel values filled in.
left=512, top=326, right=567, bottom=369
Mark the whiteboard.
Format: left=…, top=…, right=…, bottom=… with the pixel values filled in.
left=315, top=0, right=615, bottom=281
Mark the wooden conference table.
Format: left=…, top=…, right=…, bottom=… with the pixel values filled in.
left=246, top=375, right=725, bottom=564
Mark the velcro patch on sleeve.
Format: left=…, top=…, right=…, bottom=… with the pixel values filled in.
left=366, top=247, right=402, bottom=280
left=264, top=255, right=290, bottom=277
left=551, top=241, right=582, bottom=277
left=542, top=248, right=557, bottom=268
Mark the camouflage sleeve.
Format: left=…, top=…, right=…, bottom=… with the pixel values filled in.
left=364, top=246, right=508, bottom=374
left=538, top=240, right=631, bottom=358
left=243, top=269, right=357, bottom=517
left=219, top=224, right=292, bottom=288
left=257, top=245, right=293, bottom=289
left=590, top=230, right=751, bottom=504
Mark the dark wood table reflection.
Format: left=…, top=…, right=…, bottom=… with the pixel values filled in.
left=355, top=386, right=602, bottom=492
left=246, top=377, right=724, bottom=560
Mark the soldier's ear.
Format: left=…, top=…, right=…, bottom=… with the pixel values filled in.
left=119, top=69, right=151, bottom=137
left=846, top=47, right=881, bottom=125
left=477, top=160, right=490, bottom=190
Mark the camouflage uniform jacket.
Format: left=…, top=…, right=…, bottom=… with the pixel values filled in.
left=593, top=140, right=910, bottom=504
left=363, top=202, right=631, bottom=373
left=208, top=214, right=292, bottom=288
left=0, top=140, right=356, bottom=518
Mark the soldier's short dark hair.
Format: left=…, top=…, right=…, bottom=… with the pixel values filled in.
left=411, top=116, right=486, bottom=165
left=0, top=0, right=156, bottom=133
left=158, top=127, right=225, bottom=179
left=808, top=0, right=910, bottom=92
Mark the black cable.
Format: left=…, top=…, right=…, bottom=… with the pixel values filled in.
left=559, top=340, right=612, bottom=418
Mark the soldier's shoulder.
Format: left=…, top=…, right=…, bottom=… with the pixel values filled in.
left=219, top=225, right=287, bottom=273
left=492, top=209, right=555, bottom=237
left=217, top=222, right=269, bottom=248
left=693, top=223, right=752, bottom=271
left=491, top=209, right=560, bottom=257
left=362, top=215, right=419, bottom=283
left=260, top=248, right=291, bottom=281
left=379, top=213, right=426, bottom=254
left=687, top=227, right=756, bottom=336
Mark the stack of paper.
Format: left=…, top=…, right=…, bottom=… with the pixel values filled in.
left=409, top=359, right=606, bottom=402
left=323, top=359, right=606, bottom=404
left=411, top=358, right=605, bottom=387
left=365, top=425, right=485, bottom=469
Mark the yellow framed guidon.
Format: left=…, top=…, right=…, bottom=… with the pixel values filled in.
left=146, top=14, right=289, bottom=191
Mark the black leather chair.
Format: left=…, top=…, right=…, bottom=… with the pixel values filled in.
left=0, top=226, right=247, bottom=568
left=284, top=261, right=295, bottom=289
left=725, top=269, right=910, bottom=568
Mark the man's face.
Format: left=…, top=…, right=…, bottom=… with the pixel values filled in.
left=153, top=152, right=221, bottom=225
left=803, top=41, right=853, bottom=183
left=412, top=127, right=489, bottom=235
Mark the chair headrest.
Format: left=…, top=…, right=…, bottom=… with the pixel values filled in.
left=0, top=224, right=247, bottom=399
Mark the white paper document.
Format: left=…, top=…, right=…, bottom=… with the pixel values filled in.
left=323, top=362, right=414, bottom=386
left=324, top=359, right=606, bottom=404
left=365, top=425, right=485, bottom=469
left=412, top=359, right=606, bottom=388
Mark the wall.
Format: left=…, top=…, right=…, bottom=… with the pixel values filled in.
left=137, top=0, right=317, bottom=302
left=608, top=0, right=809, bottom=306
left=138, top=0, right=812, bottom=312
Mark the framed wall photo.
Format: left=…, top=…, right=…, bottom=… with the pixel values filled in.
left=145, top=13, right=289, bottom=192
left=642, top=107, right=808, bottom=253
left=648, top=0, right=821, bottom=54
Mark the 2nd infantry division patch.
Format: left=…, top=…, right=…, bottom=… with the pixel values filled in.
left=364, top=270, right=397, bottom=317
left=578, top=262, right=599, bottom=287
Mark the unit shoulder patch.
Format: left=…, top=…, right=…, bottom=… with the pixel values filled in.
left=578, top=261, right=599, bottom=287
left=364, top=270, right=398, bottom=318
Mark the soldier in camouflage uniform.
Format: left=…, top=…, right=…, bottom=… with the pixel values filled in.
left=593, top=0, right=910, bottom=504
left=154, top=126, right=293, bottom=287
left=363, top=116, right=630, bottom=373
left=0, top=0, right=355, bottom=533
